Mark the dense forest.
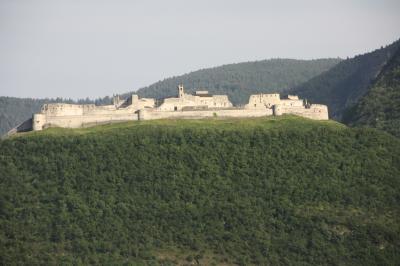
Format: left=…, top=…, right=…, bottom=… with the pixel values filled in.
left=1, top=117, right=399, bottom=265
left=289, top=39, right=400, bottom=120
left=343, top=45, right=400, bottom=137
left=133, top=58, right=341, bottom=104
left=0, top=59, right=339, bottom=136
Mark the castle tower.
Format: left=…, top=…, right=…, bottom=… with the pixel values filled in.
left=113, top=95, right=122, bottom=108
left=32, top=114, right=46, bottom=131
left=178, top=85, right=184, bottom=99
left=273, top=104, right=282, bottom=116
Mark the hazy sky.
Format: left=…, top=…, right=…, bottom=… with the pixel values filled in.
left=1, top=0, right=399, bottom=99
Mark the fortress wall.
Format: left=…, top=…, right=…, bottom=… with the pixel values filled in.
left=287, top=95, right=299, bottom=100
left=41, top=103, right=143, bottom=116
left=82, top=106, right=135, bottom=116
left=280, top=99, right=303, bottom=107
left=186, top=94, right=232, bottom=108
left=306, top=104, right=329, bottom=120
left=129, top=96, right=155, bottom=109
left=158, top=95, right=232, bottom=111
left=44, top=113, right=137, bottom=128
left=137, top=98, right=155, bottom=109
left=158, top=98, right=188, bottom=111
left=41, top=103, right=85, bottom=116
left=280, top=105, right=328, bottom=120
left=139, top=108, right=273, bottom=121
left=211, top=95, right=233, bottom=107
left=246, top=94, right=281, bottom=108
left=29, top=88, right=329, bottom=132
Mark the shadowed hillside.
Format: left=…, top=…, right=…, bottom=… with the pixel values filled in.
left=1, top=116, right=399, bottom=265
left=342, top=46, right=400, bottom=137
left=289, top=39, right=400, bottom=119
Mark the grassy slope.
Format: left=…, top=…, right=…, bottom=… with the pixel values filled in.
left=1, top=116, right=400, bottom=265
left=16, top=115, right=343, bottom=136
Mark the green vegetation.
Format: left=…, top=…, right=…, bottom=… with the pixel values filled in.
left=289, top=39, right=400, bottom=120
left=133, top=58, right=341, bottom=104
left=343, top=46, right=400, bottom=138
left=1, top=116, right=400, bottom=265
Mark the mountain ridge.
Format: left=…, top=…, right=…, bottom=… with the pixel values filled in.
left=132, top=58, right=341, bottom=104
left=288, top=39, right=400, bottom=120
left=342, top=44, right=400, bottom=137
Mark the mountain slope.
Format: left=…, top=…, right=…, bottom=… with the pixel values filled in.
left=342, top=46, right=400, bottom=137
left=0, top=97, right=49, bottom=136
left=289, top=40, right=400, bottom=119
left=133, top=58, right=341, bottom=104
left=1, top=117, right=400, bottom=265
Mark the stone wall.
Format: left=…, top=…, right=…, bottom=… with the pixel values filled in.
left=139, top=108, right=273, bottom=121
left=278, top=104, right=329, bottom=120
left=43, top=113, right=138, bottom=129
left=245, top=93, right=280, bottom=109
left=244, top=93, right=328, bottom=120
left=158, top=86, right=232, bottom=111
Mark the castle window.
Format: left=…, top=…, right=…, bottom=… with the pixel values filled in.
left=174, top=106, right=177, bottom=111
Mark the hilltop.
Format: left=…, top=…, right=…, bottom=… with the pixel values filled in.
left=1, top=116, right=400, bottom=265
left=0, top=58, right=340, bottom=136
left=342, top=45, right=400, bottom=137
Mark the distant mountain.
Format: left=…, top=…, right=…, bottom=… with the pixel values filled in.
left=133, top=58, right=342, bottom=105
left=342, top=45, right=400, bottom=137
left=288, top=39, right=400, bottom=120
left=0, top=58, right=340, bottom=136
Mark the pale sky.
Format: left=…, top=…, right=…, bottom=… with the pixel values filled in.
left=1, top=0, right=399, bottom=99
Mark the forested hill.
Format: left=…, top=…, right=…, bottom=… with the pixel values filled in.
left=133, top=58, right=341, bottom=104
left=1, top=117, right=400, bottom=265
left=342, top=45, right=400, bottom=137
left=288, top=39, right=400, bottom=120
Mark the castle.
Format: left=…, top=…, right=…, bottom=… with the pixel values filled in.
left=9, top=85, right=328, bottom=134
